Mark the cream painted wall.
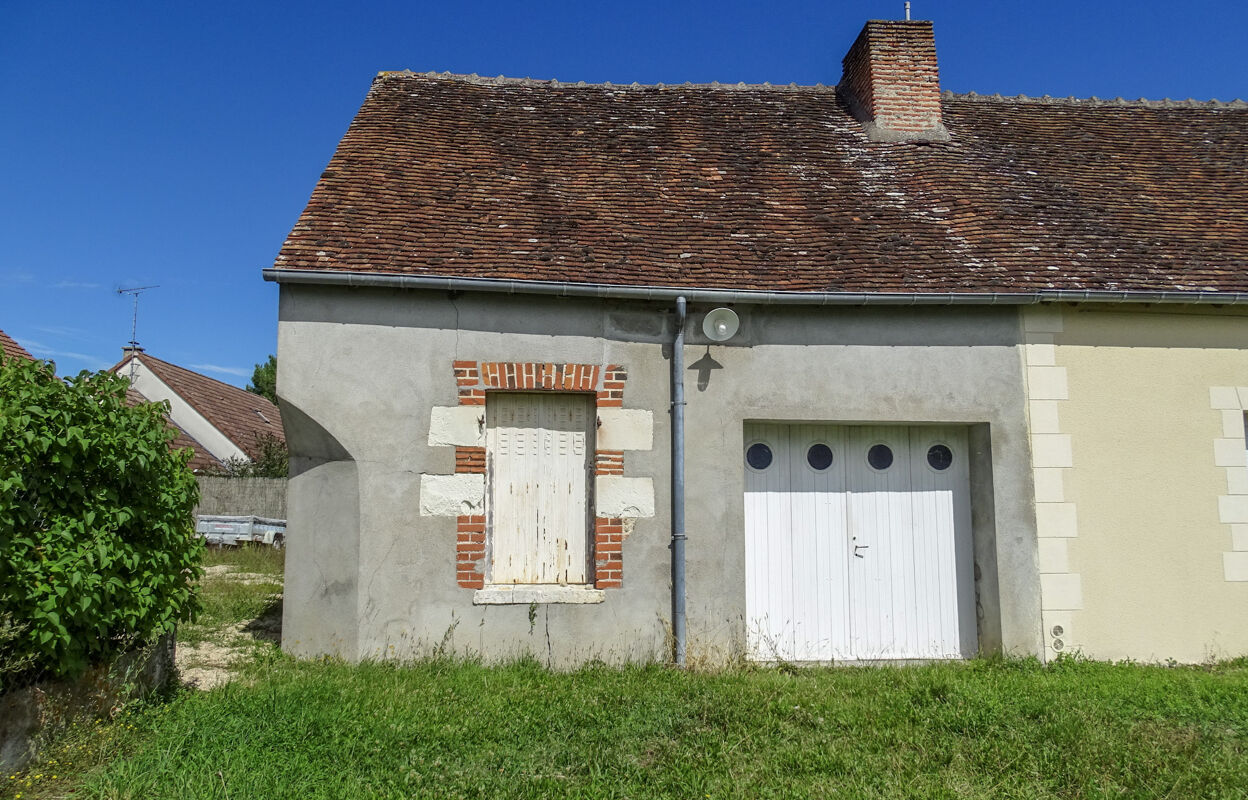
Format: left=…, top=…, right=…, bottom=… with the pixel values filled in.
left=1053, top=308, right=1248, bottom=663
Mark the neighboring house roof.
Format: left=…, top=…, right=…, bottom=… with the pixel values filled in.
left=273, top=73, right=1248, bottom=296
left=1, top=329, right=33, bottom=361
left=113, top=351, right=284, bottom=462
left=123, top=388, right=223, bottom=473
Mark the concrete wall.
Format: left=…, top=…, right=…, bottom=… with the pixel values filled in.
left=1, top=636, right=175, bottom=772
left=195, top=477, right=287, bottom=519
left=276, top=285, right=1042, bottom=666
left=1041, top=306, right=1248, bottom=663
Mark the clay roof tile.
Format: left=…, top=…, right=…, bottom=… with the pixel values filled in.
left=274, top=73, right=1248, bottom=294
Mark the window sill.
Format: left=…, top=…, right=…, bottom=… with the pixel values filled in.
left=472, top=585, right=606, bottom=605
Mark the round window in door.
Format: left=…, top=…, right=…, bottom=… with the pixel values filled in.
left=927, top=443, right=954, bottom=471
left=867, top=443, right=894, bottom=471
left=745, top=442, right=773, bottom=471
left=806, top=443, right=834, bottom=471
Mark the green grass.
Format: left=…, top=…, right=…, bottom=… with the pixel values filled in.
left=8, top=550, right=1248, bottom=798
left=10, top=655, right=1248, bottom=799
left=177, top=545, right=284, bottom=647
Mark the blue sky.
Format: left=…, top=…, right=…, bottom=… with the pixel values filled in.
left=2, top=1, right=1244, bottom=386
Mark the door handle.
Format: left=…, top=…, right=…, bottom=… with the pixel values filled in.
left=854, top=544, right=869, bottom=558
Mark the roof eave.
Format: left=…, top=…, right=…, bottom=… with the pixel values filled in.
left=263, top=268, right=1248, bottom=307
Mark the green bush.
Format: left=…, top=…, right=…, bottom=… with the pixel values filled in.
left=0, top=356, right=203, bottom=689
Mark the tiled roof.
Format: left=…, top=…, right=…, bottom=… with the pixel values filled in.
left=274, top=73, right=1248, bottom=294
left=123, top=388, right=223, bottom=473
left=1, top=329, right=33, bottom=361
left=115, top=352, right=285, bottom=460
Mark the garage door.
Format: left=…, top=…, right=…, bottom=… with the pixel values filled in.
left=744, top=423, right=976, bottom=662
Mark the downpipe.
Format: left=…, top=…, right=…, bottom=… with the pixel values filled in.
left=670, top=296, right=688, bottom=667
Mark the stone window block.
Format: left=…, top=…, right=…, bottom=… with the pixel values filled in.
left=1213, top=437, right=1246, bottom=468
left=419, top=474, right=485, bottom=517
left=594, top=476, right=655, bottom=518
left=428, top=405, right=485, bottom=447
left=1226, top=468, right=1248, bottom=497
left=595, top=408, right=654, bottom=451
left=1232, top=524, right=1248, bottom=552
left=473, top=585, right=605, bottom=604
left=1221, top=409, right=1246, bottom=438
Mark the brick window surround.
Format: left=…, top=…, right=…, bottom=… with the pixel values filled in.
left=452, top=360, right=628, bottom=590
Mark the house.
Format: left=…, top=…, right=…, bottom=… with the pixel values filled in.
left=267, top=19, right=1248, bottom=666
left=112, top=348, right=285, bottom=475
left=1, top=331, right=228, bottom=473
left=0, top=330, right=34, bottom=362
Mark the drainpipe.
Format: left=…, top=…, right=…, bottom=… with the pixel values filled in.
left=671, top=296, right=687, bottom=667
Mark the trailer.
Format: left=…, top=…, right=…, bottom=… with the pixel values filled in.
left=195, top=515, right=287, bottom=548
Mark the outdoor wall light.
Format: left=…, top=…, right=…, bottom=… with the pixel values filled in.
left=702, top=307, right=740, bottom=342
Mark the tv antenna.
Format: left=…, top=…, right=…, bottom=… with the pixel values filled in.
left=117, top=285, right=159, bottom=376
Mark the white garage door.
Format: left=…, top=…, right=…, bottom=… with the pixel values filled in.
left=744, top=423, right=976, bottom=662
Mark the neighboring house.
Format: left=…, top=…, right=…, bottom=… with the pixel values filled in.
left=2, top=329, right=223, bottom=472
left=0, top=329, right=34, bottom=362
left=122, top=388, right=222, bottom=474
left=267, top=19, right=1248, bottom=666
left=112, top=348, right=285, bottom=474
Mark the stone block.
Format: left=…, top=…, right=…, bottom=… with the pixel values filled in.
left=1031, top=434, right=1073, bottom=468
left=1027, top=366, right=1068, bottom=401
left=595, top=408, right=654, bottom=451
left=419, top=474, right=484, bottom=517
left=1035, top=502, right=1078, bottom=538
left=428, top=406, right=485, bottom=447
left=595, top=476, right=655, bottom=518
left=1040, top=573, right=1083, bottom=610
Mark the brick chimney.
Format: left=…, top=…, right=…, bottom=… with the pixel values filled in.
left=838, top=20, right=948, bottom=142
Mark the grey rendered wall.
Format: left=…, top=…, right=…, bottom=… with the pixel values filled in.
left=276, top=285, right=1043, bottom=666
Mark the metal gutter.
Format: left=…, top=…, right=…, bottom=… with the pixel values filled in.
left=263, top=269, right=1248, bottom=306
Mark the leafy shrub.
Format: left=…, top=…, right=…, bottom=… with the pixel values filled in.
left=0, top=357, right=203, bottom=690
left=204, top=432, right=288, bottom=478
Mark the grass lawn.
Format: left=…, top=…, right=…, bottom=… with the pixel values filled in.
left=6, top=549, right=1248, bottom=799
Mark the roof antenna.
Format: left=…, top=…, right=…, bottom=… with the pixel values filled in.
left=117, top=285, right=158, bottom=379
left=904, top=2, right=911, bottom=20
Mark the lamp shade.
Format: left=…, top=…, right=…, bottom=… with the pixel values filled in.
left=702, top=307, right=740, bottom=342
